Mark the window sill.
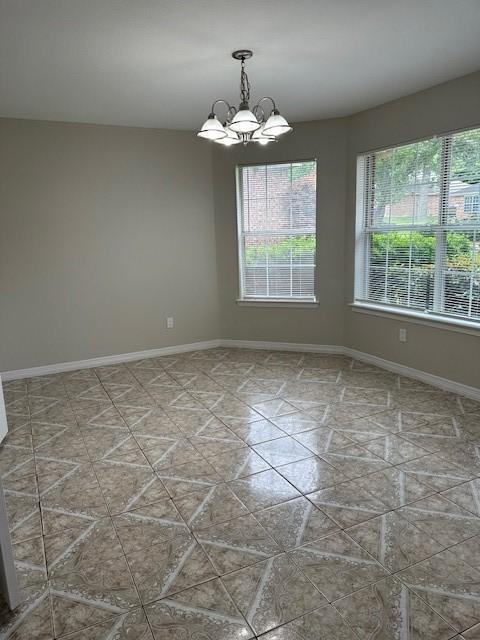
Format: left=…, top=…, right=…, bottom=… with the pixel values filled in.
left=237, top=298, right=319, bottom=309
left=350, top=302, right=480, bottom=336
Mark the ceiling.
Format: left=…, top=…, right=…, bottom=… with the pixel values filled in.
left=1, top=0, right=479, bottom=130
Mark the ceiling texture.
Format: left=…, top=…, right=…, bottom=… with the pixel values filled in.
left=1, top=0, right=480, bottom=130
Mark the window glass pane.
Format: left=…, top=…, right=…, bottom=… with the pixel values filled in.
left=368, top=231, right=435, bottom=310
left=447, top=129, right=480, bottom=224
left=443, top=231, right=480, bottom=319
left=372, top=138, right=442, bottom=227
left=243, top=165, right=267, bottom=232
left=239, top=161, right=316, bottom=300
left=243, top=233, right=315, bottom=298
left=291, top=162, right=317, bottom=228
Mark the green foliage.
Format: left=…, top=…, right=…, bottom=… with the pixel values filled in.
left=371, top=232, right=479, bottom=269
left=291, top=161, right=316, bottom=181
left=371, top=232, right=435, bottom=265
left=446, top=233, right=474, bottom=261
left=245, top=235, right=315, bottom=264
left=451, top=129, right=480, bottom=184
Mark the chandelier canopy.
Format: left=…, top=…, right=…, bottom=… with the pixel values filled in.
left=197, top=50, right=293, bottom=146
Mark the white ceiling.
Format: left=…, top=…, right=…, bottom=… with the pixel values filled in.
left=1, top=0, right=479, bottom=130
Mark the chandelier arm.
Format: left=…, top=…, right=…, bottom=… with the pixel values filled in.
left=210, top=99, right=235, bottom=118
left=227, top=105, right=237, bottom=122
left=255, top=96, right=277, bottom=113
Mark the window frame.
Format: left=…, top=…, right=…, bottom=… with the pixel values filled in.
left=353, top=125, right=480, bottom=329
left=235, top=159, right=318, bottom=305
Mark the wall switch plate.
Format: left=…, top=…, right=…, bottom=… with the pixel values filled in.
left=166, top=317, right=174, bottom=329
left=399, top=328, right=407, bottom=342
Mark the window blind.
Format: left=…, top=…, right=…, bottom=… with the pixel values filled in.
left=237, top=161, right=317, bottom=301
left=355, top=126, right=480, bottom=322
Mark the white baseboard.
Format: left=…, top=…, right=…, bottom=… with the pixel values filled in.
left=219, top=339, right=343, bottom=354
left=342, top=347, right=480, bottom=402
left=0, top=340, right=222, bottom=381
left=219, top=339, right=480, bottom=400
left=2, top=337, right=479, bottom=402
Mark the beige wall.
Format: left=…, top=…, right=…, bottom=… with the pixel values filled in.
left=212, top=71, right=480, bottom=388
left=212, top=119, right=347, bottom=346
left=345, top=71, right=480, bottom=388
left=1, top=72, right=479, bottom=388
left=0, top=119, right=219, bottom=371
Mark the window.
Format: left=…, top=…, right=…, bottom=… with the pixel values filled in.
left=465, top=195, right=479, bottom=214
left=236, top=160, right=317, bottom=302
left=355, top=126, right=480, bottom=323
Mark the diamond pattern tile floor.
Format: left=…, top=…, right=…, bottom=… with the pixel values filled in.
left=0, top=346, right=479, bottom=638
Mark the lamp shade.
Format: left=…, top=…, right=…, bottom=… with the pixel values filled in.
left=229, top=106, right=261, bottom=133
left=263, top=110, right=292, bottom=137
left=215, top=126, right=241, bottom=146
left=197, top=115, right=227, bottom=140
left=252, top=124, right=275, bottom=145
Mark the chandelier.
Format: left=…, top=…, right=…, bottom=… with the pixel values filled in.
left=197, top=50, right=293, bottom=146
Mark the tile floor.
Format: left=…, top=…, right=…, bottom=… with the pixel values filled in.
left=0, top=347, right=479, bottom=639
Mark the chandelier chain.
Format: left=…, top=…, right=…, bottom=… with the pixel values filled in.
left=240, top=58, right=250, bottom=104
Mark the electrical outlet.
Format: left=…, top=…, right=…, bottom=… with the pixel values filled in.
left=399, top=328, right=407, bottom=342
left=166, top=317, right=174, bottom=329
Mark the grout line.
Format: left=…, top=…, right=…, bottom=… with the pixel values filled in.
left=2, top=346, right=480, bottom=638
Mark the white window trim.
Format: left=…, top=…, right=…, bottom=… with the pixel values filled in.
left=236, top=160, right=317, bottom=304
left=237, top=298, right=318, bottom=308
left=350, top=301, right=480, bottom=337
left=354, top=128, right=480, bottom=327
